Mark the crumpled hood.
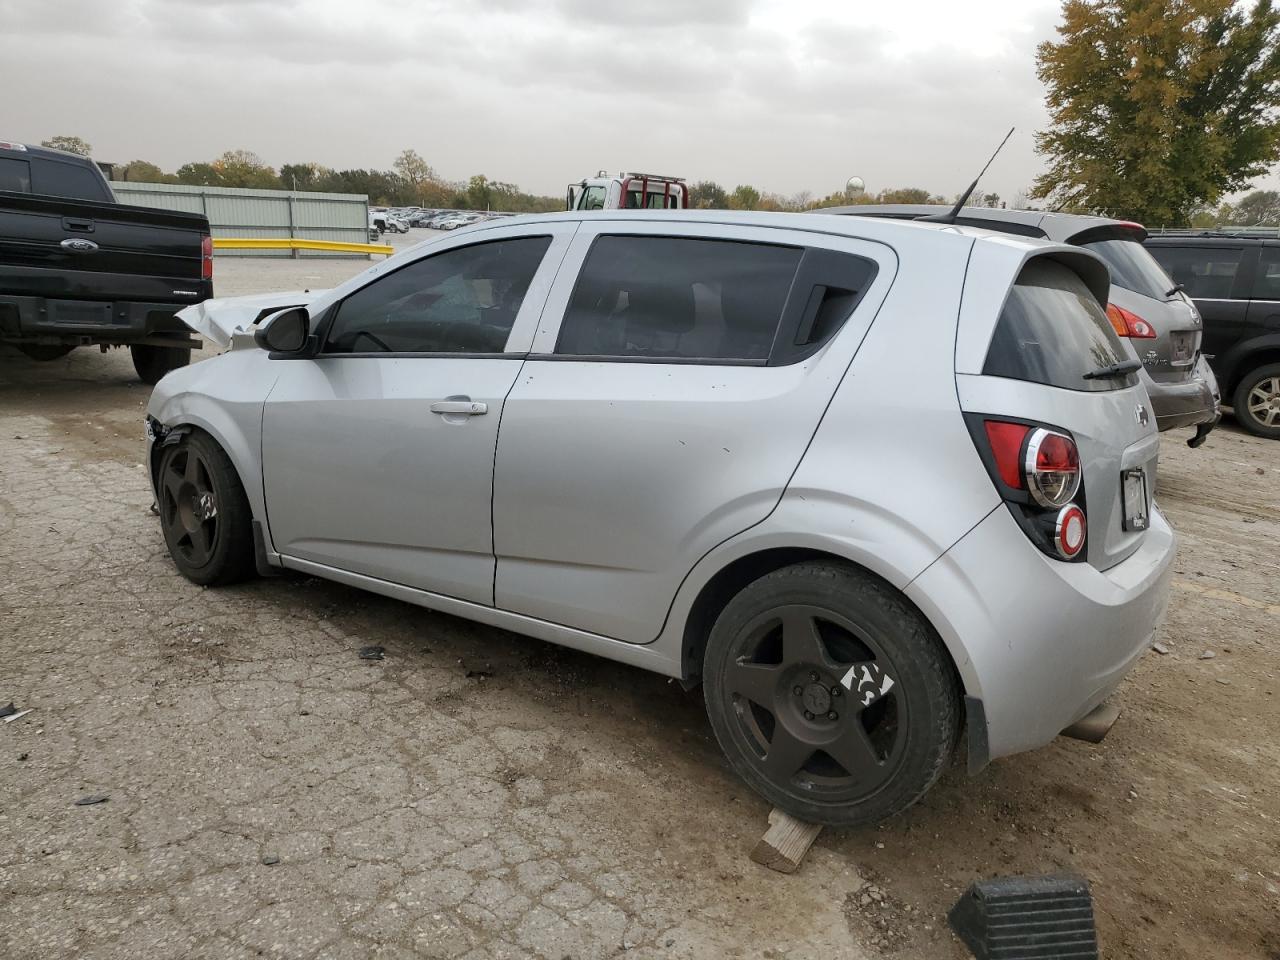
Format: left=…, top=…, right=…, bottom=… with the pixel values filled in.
left=176, top=290, right=320, bottom=349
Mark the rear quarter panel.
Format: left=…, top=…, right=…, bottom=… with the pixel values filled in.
left=653, top=228, right=1000, bottom=686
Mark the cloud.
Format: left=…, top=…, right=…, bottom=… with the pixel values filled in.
left=0, top=0, right=1077, bottom=200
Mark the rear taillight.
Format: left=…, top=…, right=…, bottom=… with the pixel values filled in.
left=1106, top=303, right=1155, bottom=339
left=1054, top=504, right=1087, bottom=559
left=1024, top=429, right=1080, bottom=507
left=983, top=421, right=1029, bottom=489
left=201, top=235, right=214, bottom=281
left=968, top=415, right=1088, bottom=563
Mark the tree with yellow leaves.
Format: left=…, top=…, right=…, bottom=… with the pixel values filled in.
left=1034, top=0, right=1280, bottom=224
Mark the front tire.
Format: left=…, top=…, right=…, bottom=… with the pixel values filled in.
left=132, top=343, right=191, bottom=385
left=157, top=432, right=255, bottom=586
left=1233, top=363, right=1280, bottom=439
left=703, top=562, right=961, bottom=827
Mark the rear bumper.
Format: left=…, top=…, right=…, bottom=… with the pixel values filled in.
left=906, top=502, right=1175, bottom=764
left=0, top=294, right=197, bottom=345
left=1146, top=372, right=1218, bottom=431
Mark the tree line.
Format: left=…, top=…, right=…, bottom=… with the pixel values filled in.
left=43, top=136, right=985, bottom=215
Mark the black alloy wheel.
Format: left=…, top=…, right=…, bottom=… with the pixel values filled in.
left=704, top=562, right=960, bottom=826
left=722, top=604, right=906, bottom=802
left=156, top=432, right=255, bottom=586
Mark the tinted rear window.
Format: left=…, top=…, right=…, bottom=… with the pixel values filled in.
left=984, top=258, right=1135, bottom=392
left=30, top=159, right=111, bottom=201
left=1081, top=238, right=1173, bottom=300
left=0, top=157, right=31, bottom=192
left=1145, top=244, right=1244, bottom=300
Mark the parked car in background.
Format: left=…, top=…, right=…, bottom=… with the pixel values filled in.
left=830, top=206, right=1221, bottom=447
left=436, top=213, right=482, bottom=231
left=0, top=139, right=211, bottom=383
left=1145, top=232, right=1280, bottom=439
left=148, top=210, right=1174, bottom=826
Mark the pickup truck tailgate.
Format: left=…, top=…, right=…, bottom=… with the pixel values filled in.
left=0, top=191, right=210, bottom=304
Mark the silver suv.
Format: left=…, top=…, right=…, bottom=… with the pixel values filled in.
left=831, top=205, right=1221, bottom=447
left=147, top=211, right=1176, bottom=825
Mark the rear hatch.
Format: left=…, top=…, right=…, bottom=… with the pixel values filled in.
left=0, top=191, right=211, bottom=304
left=956, top=250, right=1159, bottom=571
left=1071, top=225, right=1202, bottom=384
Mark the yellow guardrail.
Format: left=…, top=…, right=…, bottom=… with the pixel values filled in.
left=212, top=238, right=395, bottom=256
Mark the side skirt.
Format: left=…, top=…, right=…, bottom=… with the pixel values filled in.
left=279, top=555, right=682, bottom=678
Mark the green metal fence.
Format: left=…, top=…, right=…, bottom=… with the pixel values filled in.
left=108, top=181, right=370, bottom=258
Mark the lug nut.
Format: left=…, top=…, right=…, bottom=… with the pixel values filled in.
left=831, top=686, right=842, bottom=697
left=809, top=672, right=820, bottom=682
left=804, top=711, right=815, bottom=721
left=793, top=685, right=804, bottom=696
left=827, top=711, right=838, bottom=721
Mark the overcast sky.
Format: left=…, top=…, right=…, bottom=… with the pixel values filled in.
left=4, top=0, right=1263, bottom=202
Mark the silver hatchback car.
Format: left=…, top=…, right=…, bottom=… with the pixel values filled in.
left=147, top=211, right=1175, bottom=825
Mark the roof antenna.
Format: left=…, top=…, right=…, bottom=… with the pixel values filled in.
left=918, top=126, right=1015, bottom=224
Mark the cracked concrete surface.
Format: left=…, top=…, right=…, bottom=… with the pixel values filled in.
left=0, top=342, right=877, bottom=958
left=3, top=240, right=1277, bottom=959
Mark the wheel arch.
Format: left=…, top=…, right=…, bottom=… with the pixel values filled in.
left=674, top=544, right=976, bottom=706
left=148, top=400, right=267, bottom=530
left=1221, top=337, right=1280, bottom=398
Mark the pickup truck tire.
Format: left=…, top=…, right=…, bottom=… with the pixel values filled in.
left=132, top=344, right=191, bottom=385
left=1232, top=362, right=1280, bottom=440
left=157, top=431, right=255, bottom=586
left=703, top=561, right=960, bottom=827
left=17, top=344, right=75, bottom=362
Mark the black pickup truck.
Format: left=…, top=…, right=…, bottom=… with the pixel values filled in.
left=0, top=141, right=212, bottom=384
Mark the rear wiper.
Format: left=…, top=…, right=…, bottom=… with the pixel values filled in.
left=1083, top=359, right=1142, bottom=380
left=1165, top=282, right=1185, bottom=297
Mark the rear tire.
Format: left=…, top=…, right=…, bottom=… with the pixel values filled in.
left=131, top=343, right=191, bottom=385
left=1232, top=363, right=1280, bottom=439
left=17, top=344, right=75, bottom=362
left=703, top=562, right=961, bottom=827
left=156, top=431, right=255, bottom=586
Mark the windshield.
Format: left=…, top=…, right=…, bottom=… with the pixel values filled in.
left=984, top=258, right=1136, bottom=393
left=1082, top=238, right=1175, bottom=301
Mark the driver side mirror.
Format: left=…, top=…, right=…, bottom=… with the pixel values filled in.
left=255, top=307, right=310, bottom=354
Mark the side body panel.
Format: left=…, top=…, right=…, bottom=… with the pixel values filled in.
left=259, top=222, right=577, bottom=605
left=648, top=227, right=999, bottom=688
left=491, top=221, right=899, bottom=643
left=261, top=357, right=525, bottom=604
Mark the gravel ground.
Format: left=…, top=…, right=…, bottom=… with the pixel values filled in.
left=1, top=240, right=1277, bottom=959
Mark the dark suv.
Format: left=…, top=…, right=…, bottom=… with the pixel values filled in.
left=1143, top=233, right=1280, bottom=439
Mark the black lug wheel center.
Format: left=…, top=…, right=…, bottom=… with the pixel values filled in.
left=801, top=682, right=832, bottom=716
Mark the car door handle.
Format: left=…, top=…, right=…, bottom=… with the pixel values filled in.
left=430, top=399, right=487, bottom=416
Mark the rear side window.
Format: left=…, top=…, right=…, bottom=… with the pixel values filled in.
left=323, top=236, right=551, bottom=354
left=0, top=157, right=31, bottom=192
left=1081, top=238, right=1174, bottom=300
left=985, top=258, right=1135, bottom=393
left=1145, top=245, right=1244, bottom=300
left=555, top=236, right=803, bottom=361
left=29, top=159, right=111, bottom=201
left=1253, top=247, right=1280, bottom=300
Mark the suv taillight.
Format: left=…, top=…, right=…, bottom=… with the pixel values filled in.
left=1106, top=303, right=1155, bottom=339
left=972, top=416, right=1088, bottom=562
left=201, top=235, right=214, bottom=281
